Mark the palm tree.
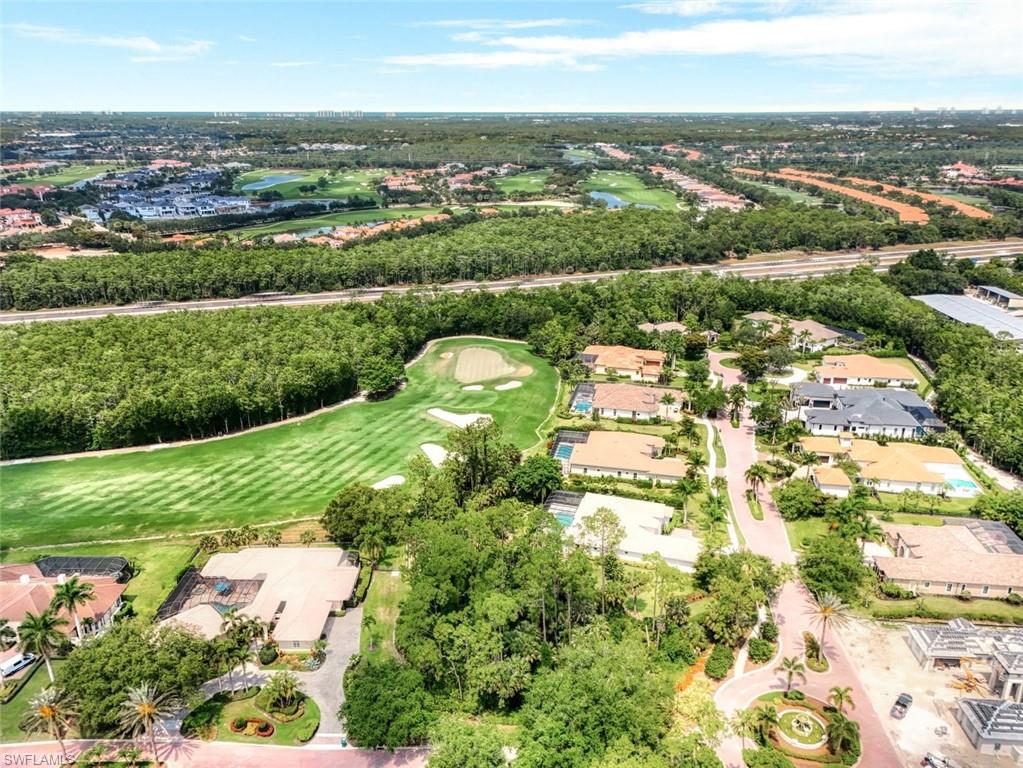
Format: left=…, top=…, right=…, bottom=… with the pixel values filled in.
left=264, top=671, right=302, bottom=711
left=356, top=524, right=387, bottom=566
left=20, top=687, right=78, bottom=762
left=699, top=496, right=728, bottom=534
left=50, top=576, right=96, bottom=642
left=18, top=610, right=68, bottom=682
left=754, top=704, right=779, bottom=745
left=197, top=534, right=219, bottom=553
left=238, top=525, right=259, bottom=546
left=711, top=475, right=728, bottom=497
left=731, top=707, right=758, bottom=749
left=0, top=619, right=16, bottom=650
left=118, top=683, right=179, bottom=762
left=826, top=712, right=860, bottom=756
left=777, top=656, right=806, bottom=693
left=852, top=515, right=885, bottom=553
left=299, top=530, right=317, bottom=546
left=260, top=527, right=283, bottom=547
left=799, top=451, right=821, bottom=467
left=685, top=450, right=708, bottom=480
left=828, top=685, right=855, bottom=714
left=727, top=384, right=746, bottom=421
left=744, top=462, right=771, bottom=495
left=807, top=592, right=851, bottom=664
left=659, top=392, right=677, bottom=417
left=673, top=475, right=705, bottom=525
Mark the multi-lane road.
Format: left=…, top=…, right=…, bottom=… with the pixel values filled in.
left=1, top=239, right=1019, bottom=324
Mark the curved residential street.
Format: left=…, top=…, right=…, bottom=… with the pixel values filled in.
left=708, top=352, right=903, bottom=768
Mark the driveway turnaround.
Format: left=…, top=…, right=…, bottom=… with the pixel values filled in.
left=708, top=352, right=903, bottom=768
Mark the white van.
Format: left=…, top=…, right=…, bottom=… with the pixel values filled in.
left=0, top=652, right=36, bottom=678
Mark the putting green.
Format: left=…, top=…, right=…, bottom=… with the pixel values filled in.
left=494, top=169, right=552, bottom=194
left=0, top=338, right=558, bottom=549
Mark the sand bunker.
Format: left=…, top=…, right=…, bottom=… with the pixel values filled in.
left=494, top=380, right=522, bottom=391
left=428, top=408, right=491, bottom=428
left=462, top=385, right=484, bottom=391
left=440, top=352, right=453, bottom=359
left=420, top=443, right=448, bottom=467
left=454, top=347, right=517, bottom=383
left=372, top=475, right=406, bottom=489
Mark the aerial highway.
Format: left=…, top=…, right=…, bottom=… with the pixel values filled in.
left=1, top=239, right=1018, bottom=324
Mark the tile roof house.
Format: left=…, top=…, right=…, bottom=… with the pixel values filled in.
left=741, top=312, right=846, bottom=352
left=810, top=465, right=853, bottom=497
left=578, top=345, right=666, bottom=382
left=0, top=563, right=126, bottom=643
left=547, top=491, right=701, bottom=570
left=874, top=520, right=1023, bottom=598
left=574, top=383, right=684, bottom=421
left=555, top=430, right=687, bottom=484
left=162, top=547, right=359, bottom=651
left=798, top=434, right=980, bottom=498
left=813, top=354, right=919, bottom=389
left=791, top=383, right=944, bottom=439
left=637, top=321, right=720, bottom=344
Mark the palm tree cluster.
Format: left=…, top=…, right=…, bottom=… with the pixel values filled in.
left=263, top=671, right=303, bottom=712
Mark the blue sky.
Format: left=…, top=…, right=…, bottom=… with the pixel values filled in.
left=3, top=1, right=1021, bottom=112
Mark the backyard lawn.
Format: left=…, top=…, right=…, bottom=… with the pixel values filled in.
left=359, top=571, right=409, bottom=662
left=0, top=660, right=67, bottom=743
left=583, top=170, right=681, bottom=211
left=0, top=338, right=559, bottom=548
left=864, top=595, right=1023, bottom=625
left=233, top=168, right=387, bottom=200
left=0, top=540, right=195, bottom=619
left=786, top=511, right=952, bottom=550
left=494, top=169, right=551, bottom=194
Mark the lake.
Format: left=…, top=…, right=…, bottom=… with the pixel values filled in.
left=588, top=191, right=656, bottom=209
left=241, top=174, right=305, bottom=191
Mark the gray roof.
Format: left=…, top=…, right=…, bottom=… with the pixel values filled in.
left=979, top=285, right=1023, bottom=300
left=959, top=699, right=1023, bottom=742
left=913, top=294, right=1023, bottom=341
left=792, top=382, right=837, bottom=400
left=836, top=388, right=927, bottom=409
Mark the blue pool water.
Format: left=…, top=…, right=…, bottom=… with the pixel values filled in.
left=573, top=401, right=593, bottom=413
left=554, top=512, right=575, bottom=527
left=947, top=478, right=979, bottom=489
left=554, top=444, right=574, bottom=460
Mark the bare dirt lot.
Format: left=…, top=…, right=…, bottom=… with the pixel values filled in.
left=841, top=618, right=1009, bottom=767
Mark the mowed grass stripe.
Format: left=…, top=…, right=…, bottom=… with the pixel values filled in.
left=1, top=339, right=557, bottom=548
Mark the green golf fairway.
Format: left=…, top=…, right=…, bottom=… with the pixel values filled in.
left=0, top=338, right=558, bottom=548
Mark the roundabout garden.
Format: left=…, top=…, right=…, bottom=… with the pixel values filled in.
left=742, top=691, right=861, bottom=766
left=181, top=672, right=320, bottom=746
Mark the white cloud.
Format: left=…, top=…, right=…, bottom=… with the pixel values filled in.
left=4, top=22, right=213, bottom=62
left=238, top=35, right=257, bottom=43
left=408, top=18, right=584, bottom=31
left=270, top=61, right=316, bottom=68
left=491, top=1, right=1020, bottom=77
left=381, top=51, right=586, bottom=70
left=621, top=0, right=726, bottom=16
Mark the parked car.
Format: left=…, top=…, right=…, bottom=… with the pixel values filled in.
left=0, top=652, right=36, bottom=678
left=891, top=692, right=913, bottom=719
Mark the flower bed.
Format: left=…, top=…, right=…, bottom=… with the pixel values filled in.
left=228, top=716, right=275, bottom=738
left=777, top=709, right=828, bottom=749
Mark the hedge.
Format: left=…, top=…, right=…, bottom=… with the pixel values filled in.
left=705, top=644, right=735, bottom=680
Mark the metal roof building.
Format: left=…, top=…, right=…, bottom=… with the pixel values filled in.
left=913, top=294, right=1023, bottom=344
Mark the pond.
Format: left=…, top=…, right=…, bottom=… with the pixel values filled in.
left=241, top=174, right=305, bottom=191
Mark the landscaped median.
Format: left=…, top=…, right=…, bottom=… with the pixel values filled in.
left=181, top=677, right=320, bottom=746
left=752, top=691, right=861, bottom=766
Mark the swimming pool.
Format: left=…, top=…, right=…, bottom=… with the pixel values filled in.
left=554, top=512, right=575, bottom=527
left=554, top=444, right=574, bottom=460
left=573, top=401, right=593, bottom=414
left=947, top=478, right=979, bottom=490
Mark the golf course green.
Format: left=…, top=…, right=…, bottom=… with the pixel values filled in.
left=0, top=338, right=558, bottom=549
left=583, top=170, right=682, bottom=211
left=233, top=168, right=386, bottom=200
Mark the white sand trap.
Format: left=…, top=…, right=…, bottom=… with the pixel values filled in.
left=420, top=443, right=448, bottom=467
left=372, top=475, right=406, bottom=489
left=440, top=352, right=453, bottom=359
left=462, top=384, right=484, bottom=391
left=428, top=408, right=491, bottom=428
left=454, top=347, right=516, bottom=383
left=494, top=380, right=522, bottom=391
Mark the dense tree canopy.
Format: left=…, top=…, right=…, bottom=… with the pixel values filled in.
left=1, top=205, right=993, bottom=310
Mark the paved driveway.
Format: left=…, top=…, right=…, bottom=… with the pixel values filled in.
left=307, top=605, right=363, bottom=738
left=708, top=352, right=903, bottom=767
